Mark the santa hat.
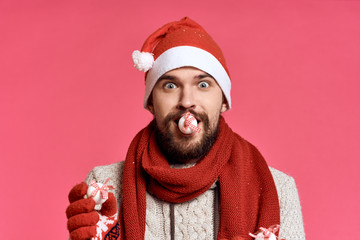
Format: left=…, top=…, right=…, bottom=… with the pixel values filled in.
left=132, top=17, right=231, bottom=110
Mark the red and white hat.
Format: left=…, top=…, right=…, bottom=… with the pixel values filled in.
left=132, top=17, right=231, bottom=110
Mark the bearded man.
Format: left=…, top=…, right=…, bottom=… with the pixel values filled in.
left=66, top=17, right=305, bottom=240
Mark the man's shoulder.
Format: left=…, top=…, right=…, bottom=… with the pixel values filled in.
left=269, top=167, right=293, bottom=181
left=85, top=161, right=125, bottom=187
left=269, top=167, right=296, bottom=191
left=91, top=161, right=125, bottom=176
left=269, top=166, right=300, bottom=204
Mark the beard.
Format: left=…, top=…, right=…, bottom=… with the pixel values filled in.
left=153, top=109, right=220, bottom=164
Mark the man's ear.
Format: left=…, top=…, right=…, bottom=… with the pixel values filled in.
left=147, top=95, right=155, bottom=114
left=220, top=102, right=227, bottom=113
left=148, top=104, right=154, bottom=114
left=220, top=95, right=228, bottom=113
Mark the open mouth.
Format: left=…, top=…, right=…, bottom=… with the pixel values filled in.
left=174, top=115, right=201, bottom=125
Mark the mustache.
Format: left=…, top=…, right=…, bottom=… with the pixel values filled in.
left=160, top=109, right=210, bottom=133
left=163, top=109, right=205, bottom=124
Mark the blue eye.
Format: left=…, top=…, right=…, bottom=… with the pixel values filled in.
left=165, top=82, right=177, bottom=89
left=198, top=81, right=209, bottom=88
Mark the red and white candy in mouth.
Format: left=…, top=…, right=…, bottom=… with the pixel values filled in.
left=178, top=112, right=201, bottom=134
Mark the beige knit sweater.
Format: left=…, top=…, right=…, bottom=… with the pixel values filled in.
left=85, top=162, right=305, bottom=240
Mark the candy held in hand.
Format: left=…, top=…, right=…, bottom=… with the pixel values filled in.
left=86, top=178, right=114, bottom=210
left=178, top=112, right=201, bottom=134
left=253, top=232, right=276, bottom=240
left=87, top=183, right=107, bottom=205
left=249, top=225, right=280, bottom=240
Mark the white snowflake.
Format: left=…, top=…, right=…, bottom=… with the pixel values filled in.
left=91, top=213, right=118, bottom=240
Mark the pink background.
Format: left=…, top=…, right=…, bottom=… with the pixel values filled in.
left=1, top=1, right=359, bottom=239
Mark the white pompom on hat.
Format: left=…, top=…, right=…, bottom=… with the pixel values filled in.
left=132, top=17, right=232, bottom=110
left=132, top=50, right=154, bottom=72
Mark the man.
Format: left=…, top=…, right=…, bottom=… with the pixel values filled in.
left=66, top=17, right=305, bottom=240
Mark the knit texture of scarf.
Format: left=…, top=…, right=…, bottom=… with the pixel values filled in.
left=120, top=117, right=280, bottom=240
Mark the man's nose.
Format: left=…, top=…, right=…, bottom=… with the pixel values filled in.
left=177, top=86, right=196, bottom=110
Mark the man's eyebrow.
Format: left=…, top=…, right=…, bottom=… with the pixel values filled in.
left=157, top=73, right=215, bottom=82
left=195, top=73, right=214, bottom=80
left=158, top=75, right=177, bottom=82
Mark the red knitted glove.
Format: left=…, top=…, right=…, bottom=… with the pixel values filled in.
left=66, top=182, right=118, bottom=240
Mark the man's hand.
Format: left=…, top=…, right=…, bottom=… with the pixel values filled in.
left=66, top=182, right=118, bottom=240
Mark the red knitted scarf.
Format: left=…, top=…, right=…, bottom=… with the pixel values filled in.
left=120, top=117, right=280, bottom=240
